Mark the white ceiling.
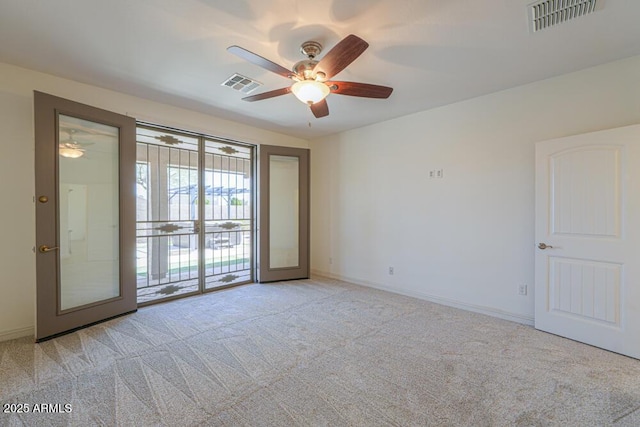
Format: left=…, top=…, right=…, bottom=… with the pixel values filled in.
left=1, top=0, right=639, bottom=139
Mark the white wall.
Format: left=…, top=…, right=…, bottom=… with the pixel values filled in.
left=310, top=55, right=640, bottom=324
left=0, top=62, right=308, bottom=341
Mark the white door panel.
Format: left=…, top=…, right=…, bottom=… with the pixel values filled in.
left=535, top=124, right=640, bottom=359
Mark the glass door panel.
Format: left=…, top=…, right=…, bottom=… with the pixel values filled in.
left=135, top=127, right=200, bottom=304
left=269, top=155, right=300, bottom=269
left=58, top=115, right=121, bottom=310
left=203, top=140, right=253, bottom=289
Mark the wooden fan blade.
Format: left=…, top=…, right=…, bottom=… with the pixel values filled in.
left=310, top=99, right=329, bottom=118
left=329, top=81, right=393, bottom=98
left=313, top=34, right=368, bottom=80
left=227, top=46, right=294, bottom=79
left=242, top=87, right=291, bottom=102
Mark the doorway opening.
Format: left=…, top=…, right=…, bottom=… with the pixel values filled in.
left=135, top=125, right=254, bottom=305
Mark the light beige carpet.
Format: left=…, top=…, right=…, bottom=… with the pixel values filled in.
left=1, top=277, right=639, bottom=426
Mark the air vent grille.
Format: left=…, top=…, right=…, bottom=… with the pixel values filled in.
left=528, top=0, right=601, bottom=32
left=221, top=73, right=262, bottom=94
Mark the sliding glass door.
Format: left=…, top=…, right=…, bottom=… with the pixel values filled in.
left=135, top=126, right=253, bottom=304
left=203, top=139, right=253, bottom=289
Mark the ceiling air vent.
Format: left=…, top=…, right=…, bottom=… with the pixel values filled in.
left=221, top=73, right=262, bottom=94
left=528, top=0, right=602, bottom=33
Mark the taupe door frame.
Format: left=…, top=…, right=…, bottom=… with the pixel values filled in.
left=34, top=91, right=137, bottom=341
left=258, top=145, right=310, bottom=282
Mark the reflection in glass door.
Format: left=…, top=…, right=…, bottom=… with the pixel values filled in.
left=135, top=126, right=253, bottom=304
left=59, top=115, right=121, bottom=310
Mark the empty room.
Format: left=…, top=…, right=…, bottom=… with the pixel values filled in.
left=1, top=0, right=640, bottom=425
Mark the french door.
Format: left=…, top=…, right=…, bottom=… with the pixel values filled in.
left=34, top=92, right=137, bottom=341
left=258, top=145, right=309, bottom=282
left=135, top=126, right=254, bottom=304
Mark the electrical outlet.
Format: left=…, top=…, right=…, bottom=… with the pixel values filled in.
left=518, top=284, right=527, bottom=295
left=429, top=170, right=435, bottom=179
left=388, top=266, right=394, bottom=275
left=436, top=169, right=443, bottom=178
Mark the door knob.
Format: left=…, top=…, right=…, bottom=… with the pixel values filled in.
left=538, top=243, right=553, bottom=250
left=39, top=245, right=59, bottom=253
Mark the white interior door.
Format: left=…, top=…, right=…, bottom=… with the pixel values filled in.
left=535, top=124, right=640, bottom=359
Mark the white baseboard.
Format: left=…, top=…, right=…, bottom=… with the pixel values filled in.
left=311, top=269, right=535, bottom=326
left=0, top=326, right=34, bottom=343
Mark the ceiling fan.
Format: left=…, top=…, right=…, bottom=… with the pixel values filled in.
left=59, top=129, right=93, bottom=158
left=227, top=34, right=393, bottom=118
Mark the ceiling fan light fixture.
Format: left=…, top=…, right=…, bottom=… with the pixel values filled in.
left=59, top=146, right=84, bottom=158
left=228, top=35, right=392, bottom=118
left=291, top=80, right=330, bottom=105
